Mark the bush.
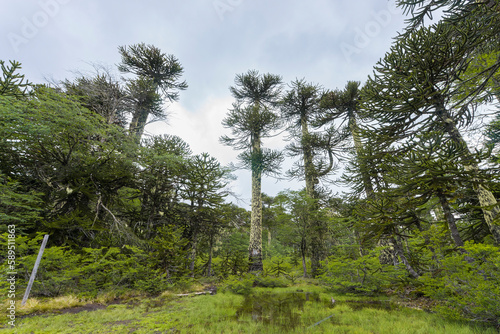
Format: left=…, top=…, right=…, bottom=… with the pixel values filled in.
left=419, top=242, right=500, bottom=328
left=254, top=275, right=288, bottom=288
left=0, top=233, right=177, bottom=298
left=221, top=274, right=253, bottom=295
left=79, top=246, right=149, bottom=294
left=263, top=256, right=292, bottom=277
left=213, top=232, right=248, bottom=278
left=319, top=248, right=404, bottom=294
left=0, top=233, right=81, bottom=297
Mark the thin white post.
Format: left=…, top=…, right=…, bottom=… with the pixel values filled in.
left=21, top=234, right=49, bottom=306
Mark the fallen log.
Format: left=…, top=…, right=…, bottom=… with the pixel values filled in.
left=175, top=291, right=212, bottom=297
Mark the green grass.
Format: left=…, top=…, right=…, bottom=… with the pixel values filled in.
left=2, top=286, right=497, bottom=334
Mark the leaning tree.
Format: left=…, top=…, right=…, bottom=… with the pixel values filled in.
left=361, top=21, right=500, bottom=244
left=118, top=43, right=188, bottom=142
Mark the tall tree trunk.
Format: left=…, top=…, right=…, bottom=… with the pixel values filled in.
left=437, top=102, right=500, bottom=244
left=378, top=238, right=398, bottom=266
left=301, top=238, right=308, bottom=278
left=207, top=235, right=213, bottom=277
left=248, top=134, right=263, bottom=272
left=301, top=115, right=323, bottom=277
left=436, top=189, right=475, bottom=263
left=349, top=113, right=374, bottom=198
left=301, top=117, right=316, bottom=199
left=436, top=188, right=465, bottom=248
left=129, top=109, right=149, bottom=143
left=350, top=113, right=382, bottom=260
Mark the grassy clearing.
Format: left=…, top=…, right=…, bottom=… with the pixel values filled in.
left=2, top=286, right=497, bottom=334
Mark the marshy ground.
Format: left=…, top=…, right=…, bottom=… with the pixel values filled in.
left=2, top=285, right=497, bottom=334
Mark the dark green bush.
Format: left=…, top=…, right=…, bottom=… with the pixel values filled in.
left=0, top=233, right=81, bottom=297
left=221, top=274, right=253, bottom=295
left=263, top=256, right=292, bottom=277
left=254, top=275, right=288, bottom=288
left=213, top=232, right=249, bottom=278
left=319, top=248, right=404, bottom=294
left=419, top=242, right=500, bottom=328
left=0, top=233, right=184, bottom=298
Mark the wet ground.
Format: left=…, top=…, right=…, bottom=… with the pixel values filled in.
left=235, top=290, right=397, bottom=330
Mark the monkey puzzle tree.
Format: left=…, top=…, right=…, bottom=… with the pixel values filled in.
left=182, top=152, right=231, bottom=276
left=397, top=0, right=500, bottom=110
left=0, top=86, right=137, bottom=245
left=361, top=21, right=500, bottom=244
left=318, top=81, right=390, bottom=262
left=320, top=81, right=374, bottom=198
left=118, top=43, right=187, bottom=142
left=280, top=79, right=342, bottom=276
left=220, top=70, right=283, bottom=272
left=134, top=134, right=192, bottom=239
left=397, top=0, right=500, bottom=34
left=0, top=60, right=31, bottom=98
left=0, top=61, right=40, bottom=233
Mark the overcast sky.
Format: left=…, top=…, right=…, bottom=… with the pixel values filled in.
left=2, top=0, right=408, bottom=207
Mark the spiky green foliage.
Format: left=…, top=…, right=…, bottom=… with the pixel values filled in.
left=320, top=81, right=375, bottom=198
left=118, top=43, right=187, bottom=100
left=361, top=21, right=500, bottom=245
left=281, top=79, right=342, bottom=193
left=0, top=174, right=42, bottom=233
left=419, top=242, right=500, bottom=328
left=0, top=60, right=31, bottom=98
left=118, top=43, right=187, bottom=141
left=397, top=0, right=500, bottom=33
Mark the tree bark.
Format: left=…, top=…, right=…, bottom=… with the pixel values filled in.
left=436, top=188, right=475, bottom=262
left=349, top=113, right=374, bottom=198
left=301, top=116, right=316, bottom=199
left=378, top=238, right=398, bottom=266
left=301, top=116, right=324, bottom=278
left=267, top=227, right=271, bottom=247
left=129, top=108, right=149, bottom=143
left=301, top=238, right=308, bottom=278
left=390, top=236, right=419, bottom=279
left=436, top=188, right=465, bottom=248
left=248, top=134, right=263, bottom=272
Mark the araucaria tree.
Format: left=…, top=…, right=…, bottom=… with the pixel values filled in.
left=280, top=79, right=341, bottom=276
left=320, top=81, right=374, bottom=198
left=118, top=43, right=188, bottom=142
left=361, top=22, right=500, bottom=244
left=221, top=70, right=283, bottom=272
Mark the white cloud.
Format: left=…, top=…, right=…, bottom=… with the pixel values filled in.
left=147, top=97, right=236, bottom=163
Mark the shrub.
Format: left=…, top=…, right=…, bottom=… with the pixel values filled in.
left=319, top=248, right=404, bottom=294
left=213, top=232, right=248, bottom=278
left=0, top=233, right=81, bottom=297
left=263, top=256, right=292, bottom=277
left=254, top=275, right=288, bottom=288
left=0, top=233, right=174, bottom=298
left=419, top=242, right=500, bottom=328
left=221, top=274, right=253, bottom=295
